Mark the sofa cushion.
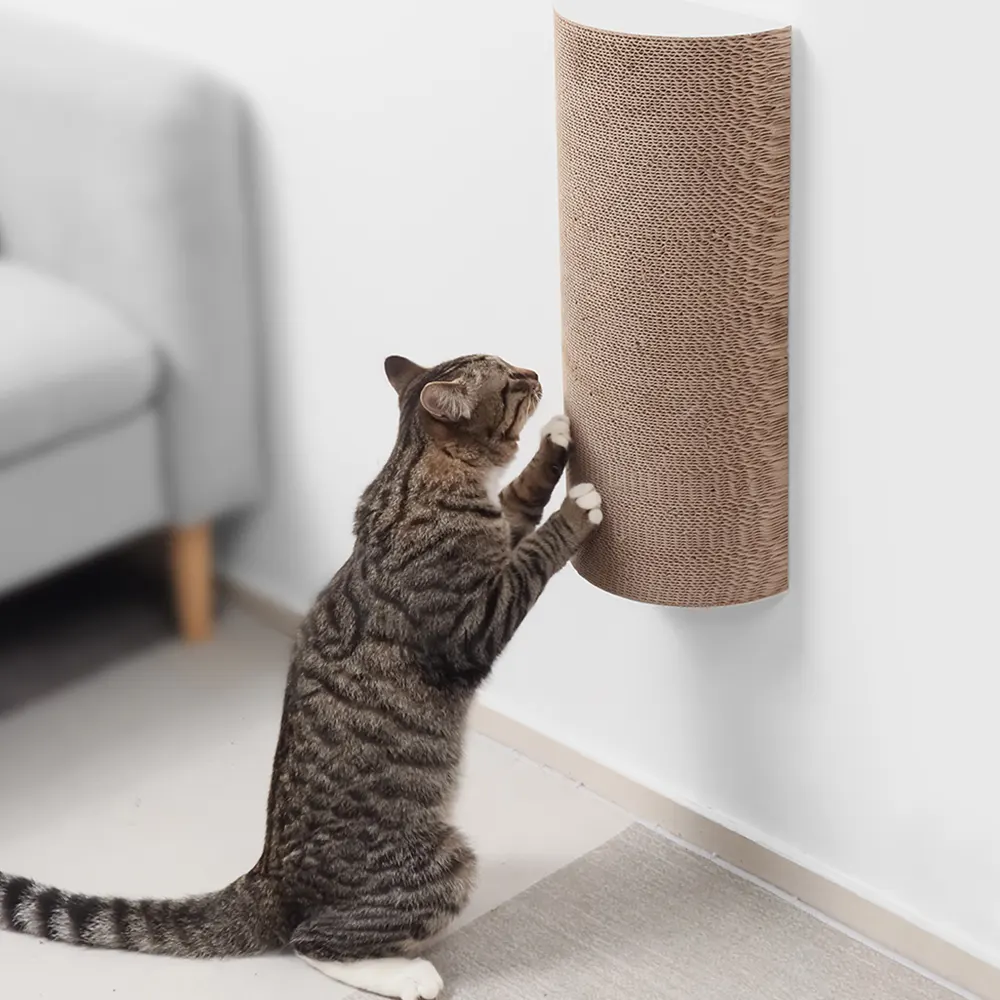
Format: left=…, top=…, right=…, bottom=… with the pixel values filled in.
left=0, top=261, right=159, bottom=465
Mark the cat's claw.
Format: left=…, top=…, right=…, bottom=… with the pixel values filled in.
left=569, top=482, right=603, bottom=524
left=542, top=414, right=572, bottom=450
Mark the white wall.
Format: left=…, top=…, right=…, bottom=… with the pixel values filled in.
left=4, top=0, right=998, bottom=969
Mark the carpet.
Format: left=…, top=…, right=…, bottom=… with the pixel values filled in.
left=351, top=824, right=958, bottom=999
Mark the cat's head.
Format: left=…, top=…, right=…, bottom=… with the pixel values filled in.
left=384, top=354, right=542, bottom=465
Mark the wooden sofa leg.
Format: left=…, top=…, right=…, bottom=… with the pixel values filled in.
left=170, top=523, right=214, bottom=642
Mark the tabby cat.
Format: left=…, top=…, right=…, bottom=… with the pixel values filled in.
left=0, top=354, right=603, bottom=999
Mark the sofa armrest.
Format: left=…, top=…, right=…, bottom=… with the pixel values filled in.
left=0, top=15, right=260, bottom=525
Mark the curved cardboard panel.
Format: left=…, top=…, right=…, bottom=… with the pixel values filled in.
left=556, top=11, right=790, bottom=606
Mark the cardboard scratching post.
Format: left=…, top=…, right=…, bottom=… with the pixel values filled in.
left=555, top=1, right=791, bottom=607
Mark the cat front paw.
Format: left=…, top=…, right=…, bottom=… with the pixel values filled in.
left=541, top=414, right=572, bottom=451
left=562, top=482, right=603, bottom=532
left=570, top=482, right=603, bottom=525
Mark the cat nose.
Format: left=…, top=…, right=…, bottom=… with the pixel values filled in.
left=512, top=367, right=539, bottom=381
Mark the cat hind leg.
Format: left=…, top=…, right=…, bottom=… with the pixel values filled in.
left=293, top=832, right=474, bottom=998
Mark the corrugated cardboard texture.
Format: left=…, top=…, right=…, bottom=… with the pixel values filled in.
left=556, top=14, right=790, bottom=607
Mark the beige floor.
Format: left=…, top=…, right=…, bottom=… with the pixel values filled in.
left=0, top=603, right=630, bottom=998
left=0, top=563, right=972, bottom=999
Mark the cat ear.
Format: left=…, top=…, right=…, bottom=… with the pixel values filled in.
left=384, top=356, right=427, bottom=395
left=419, top=380, right=472, bottom=422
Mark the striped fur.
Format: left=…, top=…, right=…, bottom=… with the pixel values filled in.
left=0, top=871, right=279, bottom=956
left=1, top=354, right=601, bottom=967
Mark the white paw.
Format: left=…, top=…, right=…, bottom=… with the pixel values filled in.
left=541, top=414, right=571, bottom=450
left=300, top=955, right=443, bottom=999
left=389, top=958, right=444, bottom=1000
left=569, top=482, right=603, bottom=524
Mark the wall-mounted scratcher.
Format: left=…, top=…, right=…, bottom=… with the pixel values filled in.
left=555, top=2, right=791, bottom=607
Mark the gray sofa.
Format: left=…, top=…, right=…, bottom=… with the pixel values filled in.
left=0, top=16, right=260, bottom=639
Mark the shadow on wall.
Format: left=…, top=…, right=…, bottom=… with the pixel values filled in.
left=215, top=95, right=323, bottom=598
left=664, top=30, right=813, bottom=834
left=216, top=100, right=282, bottom=570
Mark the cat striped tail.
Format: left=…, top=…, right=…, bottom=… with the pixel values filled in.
left=0, top=869, right=281, bottom=957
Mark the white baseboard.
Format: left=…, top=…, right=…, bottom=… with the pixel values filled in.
left=224, top=578, right=999, bottom=1000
